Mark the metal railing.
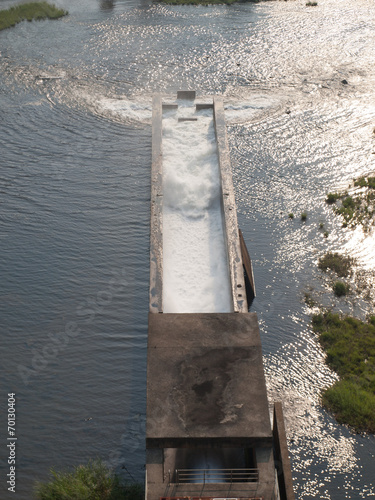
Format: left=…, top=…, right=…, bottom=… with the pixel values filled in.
left=160, top=497, right=264, bottom=500
left=175, top=468, right=259, bottom=484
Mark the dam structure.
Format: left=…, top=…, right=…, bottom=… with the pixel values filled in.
left=146, top=91, right=294, bottom=500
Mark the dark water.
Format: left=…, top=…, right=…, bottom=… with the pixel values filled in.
left=1, top=0, right=375, bottom=498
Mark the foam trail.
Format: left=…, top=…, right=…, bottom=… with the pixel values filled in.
left=93, top=94, right=279, bottom=126
left=95, top=96, right=152, bottom=124
left=162, top=105, right=232, bottom=313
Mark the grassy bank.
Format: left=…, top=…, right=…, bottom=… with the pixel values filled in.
left=312, top=311, right=375, bottom=433
left=34, top=460, right=144, bottom=499
left=0, top=2, right=67, bottom=31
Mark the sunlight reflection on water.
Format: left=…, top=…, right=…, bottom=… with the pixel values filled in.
left=1, top=0, right=375, bottom=497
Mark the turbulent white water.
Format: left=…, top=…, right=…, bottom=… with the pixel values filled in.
left=162, top=104, right=232, bottom=313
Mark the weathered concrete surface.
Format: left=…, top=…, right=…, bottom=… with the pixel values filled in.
left=213, top=97, right=248, bottom=313
left=150, top=94, right=163, bottom=313
left=196, top=103, right=214, bottom=110
left=146, top=313, right=272, bottom=448
left=177, top=90, right=196, bottom=100
left=273, top=402, right=295, bottom=500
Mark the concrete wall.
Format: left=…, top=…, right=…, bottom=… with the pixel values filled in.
left=213, top=97, right=248, bottom=312
left=149, top=94, right=163, bottom=313
left=273, top=402, right=295, bottom=500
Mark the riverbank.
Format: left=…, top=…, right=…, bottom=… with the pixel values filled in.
left=312, top=311, right=375, bottom=433
left=0, top=2, right=67, bottom=31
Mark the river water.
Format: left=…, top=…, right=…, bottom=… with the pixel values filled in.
left=1, top=0, right=375, bottom=498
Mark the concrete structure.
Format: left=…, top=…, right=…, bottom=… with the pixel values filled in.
left=147, top=93, right=294, bottom=500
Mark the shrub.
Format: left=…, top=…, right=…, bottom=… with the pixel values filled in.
left=304, top=292, right=316, bottom=307
left=318, top=252, right=354, bottom=277
left=354, top=176, right=375, bottom=189
left=326, top=193, right=339, bottom=204
left=354, top=177, right=368, bottom=188
left=288, top=213, right=294, bottom=219
left=301, top=211, right=307, bottom=221
left=342, top=196, right=355, bottom=209
left=34, top=460, right=144, bottom=500
left=333, top=281, right=349, bottom=297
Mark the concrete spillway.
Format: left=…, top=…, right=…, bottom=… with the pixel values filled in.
left=162, top=103, right=232, bottom=313
left=150, top=92, right=248, bottom=315
left=147, top=92, right=294, bottom=500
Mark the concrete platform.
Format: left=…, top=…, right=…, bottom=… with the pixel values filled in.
left=146, top=313, right=272, bottom=449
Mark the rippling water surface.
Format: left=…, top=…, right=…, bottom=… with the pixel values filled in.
left=1, top=0, right=375, bottom=497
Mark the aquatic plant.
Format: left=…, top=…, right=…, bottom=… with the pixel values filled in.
left=326, top=192, right=340, bottom=204
left=34, top=460, right=144, bottom=500
left=318, top=252, right=354, bottom=277
left=333, top=280, right=349, bottom=297
left=304, top=292, right=316, bottom=307
left=0, top=2, right=67, bottom=31
left=354, top=176, right=375, bottom=189
left=327, top=176, right=375, bottom=228
left=312, top=311, right=375, bottom=433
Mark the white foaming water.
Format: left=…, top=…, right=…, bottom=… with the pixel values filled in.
left=93, top=95, right=279, bottom=126
left=95, top=96, right=153, bottom=124
left=162, top=105, right=232, bottom=313
left=224, top=95, right=283, bottom=124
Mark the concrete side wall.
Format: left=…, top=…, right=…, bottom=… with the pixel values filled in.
left=150, top=94, right=163, bottom=313
left=273, top=402, right=295, bottom=500
left=213, top=97, right=248, bottom=313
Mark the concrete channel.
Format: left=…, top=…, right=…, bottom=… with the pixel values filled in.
left=146, top=92, right=294, bottom=500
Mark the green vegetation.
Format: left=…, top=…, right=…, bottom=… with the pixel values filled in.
left=354, top=176, right=375, bottom=189
left=306, top=1, right=318, bottom=5
left=333, top=280, right=349, bottom=297
left=324, top=231, right=329, bottom=238
left=319, top=221, right=324, bottom=228
left=301, top=211, right=307, bottom=221
left=288, top=213, right=294, bottom=219
left=304, top=292, right=317, bottom=307
left=34, top=460, right=144, bottom=500
left=335, top=195, right=360, bottom=225
left=312, top=311, right=375, bottom=433
left=326, top=176, right=375, bottom=228
left=0, top=2, right=67, bottom=31
left=318, top=252, right=354, bottom=278
left=326, top=192, right=340, bottom=204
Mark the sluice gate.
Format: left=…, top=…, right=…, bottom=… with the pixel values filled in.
left=146, top=92, right=294, bottom=500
